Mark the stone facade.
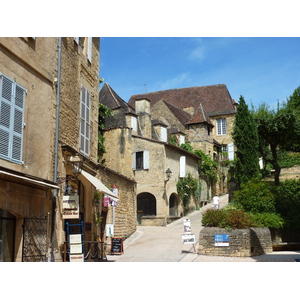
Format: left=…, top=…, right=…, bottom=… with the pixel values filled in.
left=0, top=37, right=136, bottom=262
left=198, top=227, right=273, bottom=257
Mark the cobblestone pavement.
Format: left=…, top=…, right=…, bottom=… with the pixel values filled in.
left=106, top=194, right=300, bottom=262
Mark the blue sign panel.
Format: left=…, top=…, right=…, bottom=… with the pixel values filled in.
left=214, top=234, right=229, bottom=242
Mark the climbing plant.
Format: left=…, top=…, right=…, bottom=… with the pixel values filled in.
left=177, top=173, right=198, bottom=215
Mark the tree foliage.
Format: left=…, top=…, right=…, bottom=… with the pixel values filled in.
left=252, top=102, right=299, bottom=185
left=232, top=96, right=260, bottom=185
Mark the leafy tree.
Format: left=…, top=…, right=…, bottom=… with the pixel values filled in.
left=283, top=85, right=300, bottom=151
left=252, top=102, right=298, bottom=186
left=98, top=103, right=113, bottom=159
left=232, top=96, right=260, bottom=185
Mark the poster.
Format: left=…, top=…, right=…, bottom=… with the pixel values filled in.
left=182, top=234, right=195, bottom=244
left=183, top=218, right=191, bottom=233
left=106, top=224, right=114, bottom=237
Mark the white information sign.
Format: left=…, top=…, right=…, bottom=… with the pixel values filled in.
left=62, top=195, right=79, bottom=219
left=69, top=234, right=82, bottom=244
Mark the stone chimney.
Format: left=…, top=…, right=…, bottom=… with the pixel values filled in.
left=135, top=97, right=152, bottom=138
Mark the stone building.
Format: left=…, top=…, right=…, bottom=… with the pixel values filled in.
left=100, top=83, right=212, bottom=226
left=0, top=38, right=136, bottom=262
left=129, top=84, right=237, bottom=161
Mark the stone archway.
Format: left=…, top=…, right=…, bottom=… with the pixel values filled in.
left=137, top=192, right=156, bottom=225
left=0, top=209, right=16, bottom=262
left=169, top=193, right=179, bottom=217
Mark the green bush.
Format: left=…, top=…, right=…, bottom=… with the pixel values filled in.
left=274, top=179, right=300, bottom=229
left=202, top=208, right=254, bottom=229
left=232, top=180, right=276, bottom=213
left=249, top=213, right=284, bottom=229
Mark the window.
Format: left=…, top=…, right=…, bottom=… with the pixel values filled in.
left=217, top=118, right=226, bottom=135
left=161, top=127, right=167, bottom=142
left=179, top=134, right=185, bottom=145
left=180, top=156, right=186, bottom=177
left=131, top=116, right=137, bottom=131
left=80, top=86, right=90, bottom=156
left=0, top=74, right=26, bottom=164
left=132, top=150, right=149, bottom=170
left=74, top=37, right=92, bottom=63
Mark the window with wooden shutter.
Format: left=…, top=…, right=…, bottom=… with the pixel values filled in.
left=133, top=150, right=149, bottom=170
left=180, top=156, right=186, bottom=178
left=80, top=86, right=90, bottom=156
left=0, top=74, right=26, bottom=164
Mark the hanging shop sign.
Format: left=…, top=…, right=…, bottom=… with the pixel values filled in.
left=214, top=234, right=229, bottom=246
left=62, top=195, right=79, bottom=219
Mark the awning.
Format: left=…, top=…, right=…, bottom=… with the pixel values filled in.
left=0, top=170, right=59, bottom=189
left=80, top=170, right=118, bottom=199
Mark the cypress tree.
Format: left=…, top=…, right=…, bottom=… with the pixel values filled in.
left=232, top=96, right=260, bottom=185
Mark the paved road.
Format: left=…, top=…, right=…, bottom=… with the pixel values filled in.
left=106, top=194, right=300, bottom=262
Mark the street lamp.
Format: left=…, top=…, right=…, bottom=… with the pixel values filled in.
left=166, top=168, right=172, bottom=180
left=66, top=155, right=83, bottom=175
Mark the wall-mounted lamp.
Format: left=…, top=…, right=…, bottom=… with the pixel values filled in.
left=166, top=168, right=172, bottom=180
left=66, top=155, right=83, bottom=175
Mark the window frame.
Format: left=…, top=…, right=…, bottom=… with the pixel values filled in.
left=217, top=118, right=227, bottom=135
left=132, top=150, right=149, bottom=170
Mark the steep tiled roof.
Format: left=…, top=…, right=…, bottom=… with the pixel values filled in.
left=128, top=84, right=236, bottom=116
left=186, top=103, right=213, bottom=126
left=161, top=100, right=191, bottom=125
left=99, top=83, right=136, bottom=115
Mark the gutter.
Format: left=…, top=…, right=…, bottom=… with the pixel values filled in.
left=51, top=37, right=62, bottom=262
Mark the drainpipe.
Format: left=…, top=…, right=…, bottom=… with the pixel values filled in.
left=51, top=37, right=62, bottom=262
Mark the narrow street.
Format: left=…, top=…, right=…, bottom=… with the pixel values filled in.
left=106, top=194, right=300, bottom=262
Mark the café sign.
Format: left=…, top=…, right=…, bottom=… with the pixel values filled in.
left=62, top=195, right=79, bottom=219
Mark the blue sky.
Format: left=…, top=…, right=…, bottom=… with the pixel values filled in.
left=100, top=37, right=300, bottom=109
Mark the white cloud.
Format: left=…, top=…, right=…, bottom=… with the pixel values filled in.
left=159, top=72, right=190, bottom=90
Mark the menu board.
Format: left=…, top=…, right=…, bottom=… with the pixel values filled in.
left=111, top=237, right=123, bottom=254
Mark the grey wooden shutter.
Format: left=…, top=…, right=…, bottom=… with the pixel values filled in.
left=80, top=86, right=90, bottom=155
left=0, top=75, right=13, bottom=158
left=143, top=150, right=149, bottom=169
left=0, top=75, right=25, bottom=163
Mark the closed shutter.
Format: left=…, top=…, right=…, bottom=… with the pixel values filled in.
left=132, top=152, right=136, bottom=170
left=180, top=156, right=186, bottom=177
left=161, top=127, right=167, bottom=142
left=228, top=143, right=234, bottom=161
left=0, top=75, right=25, bottom=163
left=143, top=150, right=149, bottom=169
left=80, top=86, right=90, bottom=155
left=87, top=37, right=92, bottom=62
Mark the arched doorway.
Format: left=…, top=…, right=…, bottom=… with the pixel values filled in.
left=0, top=209, right=16, bottom=262
left=169, top=193, right=178, bottom=216
left=137, top=193, right=156, bottom=224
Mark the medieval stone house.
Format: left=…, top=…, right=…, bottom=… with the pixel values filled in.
left=99, top=83, right=237, bottom=226
left=0, top=38, right=136, bottom=262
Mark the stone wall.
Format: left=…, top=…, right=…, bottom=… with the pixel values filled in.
left=99, top=166, right=137, bottom=240
left=198, top=227, right=273, bottom=257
